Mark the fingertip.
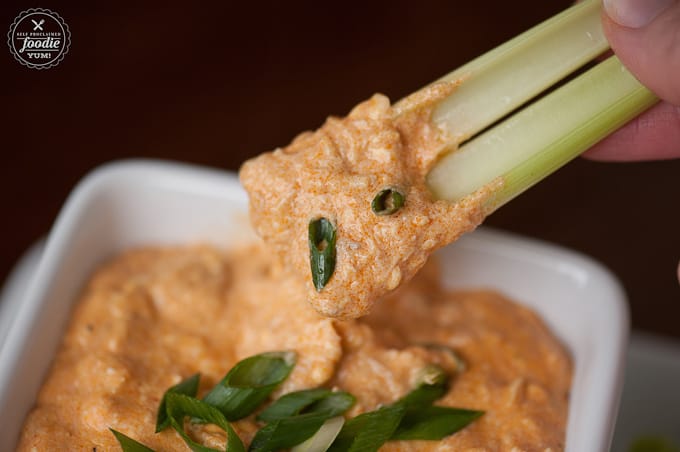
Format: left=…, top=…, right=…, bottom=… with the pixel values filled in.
left=603, top=0, right=675, bottom=29
left=583, top=102, right=680, bottom=161
left=602, top=3, right=680, bottom=106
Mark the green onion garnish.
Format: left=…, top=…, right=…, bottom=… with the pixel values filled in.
left=391, top=406, right=484, bottom=440
left=110, top=354, right=482, bottom=451
left=291, top=416, right=345, bottom=452
left=391, top=365, right=482, bottom=441
left=251, top=389, right=355, bottom=451
left=155, top=373, right=200, bottom=432
left=328, top=364, right=482, bottom=451
left=258, top=388, right=355, bottom=422
left=308, top=218, right=337, bottom=291
left=327, top=405, right=405, bottom=452
left=395, top=364, right=448, bottom=408
left=250, top=411, right=343, bottom=452
left=202, top=351, right=295, bottom=421
left=166, top=392, right=245, bottom=452
left=327, top=366, right=446, bottom=452
left=110, top=429, right=155, bottom=452
left=371, top=188, right=405, bottom=216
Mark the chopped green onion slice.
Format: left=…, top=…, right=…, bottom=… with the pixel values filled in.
left=250, top=412, right=337, bottom=452
left=252, top=390, right=355, bottom=451
left=308, top=218, right=337, bottom=291
left=307, top=392, right=355, bottom=417
left=202, top=351, right=295, bottom=421
left=371, top=188, right=405, bottom=216
left=117, top=355, right=480, bottom=452
left=326, top=364, right=481, bottom=450
left=395, top=365, right=448, bottom=408
left=166, top=393, right=245, bottom=452
left=328, top=405, right=406, bottom=452
left=156, top=373, right=200, bottom=432
left=258, top=389, right=355, bottom=422
left=110, top=428, right=155, bottom=452
left=291, top=416, right=345, bottom=452
left=389, top=365, right=482, bottom=440
left=391, top=406, right=484, bottom=440
left=257, top=388, right=330, bottom=421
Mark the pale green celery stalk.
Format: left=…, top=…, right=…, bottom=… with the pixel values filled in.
left=431, top=0, right=608, bottom=143
left=427, top=56, right=657, bottom=208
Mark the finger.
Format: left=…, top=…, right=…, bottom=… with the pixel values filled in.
left=583, top=101, right=680, bottom=161
left=602, top=0, right=680, bottom=105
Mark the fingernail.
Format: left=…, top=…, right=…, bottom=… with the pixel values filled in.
left=603, top=0, right=675, bottom=28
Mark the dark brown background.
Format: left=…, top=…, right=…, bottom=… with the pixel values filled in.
left=1, top=1, right=679, bottom=338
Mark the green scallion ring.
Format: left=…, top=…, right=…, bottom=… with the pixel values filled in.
left=371, top=187, right=405, bottom=216
left=308, top=217, right=337, bottom=291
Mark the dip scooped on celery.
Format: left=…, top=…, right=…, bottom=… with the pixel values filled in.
left=240, top=91, right=500, bottom=319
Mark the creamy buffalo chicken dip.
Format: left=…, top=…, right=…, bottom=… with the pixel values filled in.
left=19, top=91, right=571, bottom=451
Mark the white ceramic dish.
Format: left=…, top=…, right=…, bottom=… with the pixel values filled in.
left=0, top=160, right=628, bottom=451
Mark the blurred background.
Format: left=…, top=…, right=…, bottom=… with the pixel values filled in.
left=1, top=0, right=679, bottom=340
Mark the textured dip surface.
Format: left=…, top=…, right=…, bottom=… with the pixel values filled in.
left=240, top=92, right=500, bottom=319
left=19, top=244, right=572, bottom=451
left=21, top=92, right=568, bottom=450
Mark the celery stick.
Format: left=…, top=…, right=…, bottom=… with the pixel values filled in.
left=427, top=56, right=657, bottom=208
left=430, top=0, right=607, bottom=143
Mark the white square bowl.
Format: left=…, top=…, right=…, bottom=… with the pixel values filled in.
left=0, top=160, right=628, bottom=451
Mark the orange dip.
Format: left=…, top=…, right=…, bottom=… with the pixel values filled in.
left=19, top=245, right=571, bottom=451
left=19, top=92, right=571, bottom=451
left=240, top=90, right=501, bottom=319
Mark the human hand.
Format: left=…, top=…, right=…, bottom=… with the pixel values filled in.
left=583, top=0, right=680, bottom=162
